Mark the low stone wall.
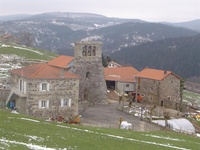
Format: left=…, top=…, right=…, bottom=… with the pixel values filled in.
left=0, top=89, right=9, bottom=108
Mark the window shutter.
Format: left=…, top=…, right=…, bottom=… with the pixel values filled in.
left=39, top=83, right=42, bottom=91
left=47, top=83, right=49, bottom=91
left=39, top=100, right=42, bottom=108
left=23, top=81, right=26, bottom=94
left=46, top=100, right=49, bottom=108
left=61, top=99, right=64, bottom=107
left=68, top=99, right=71, bottom=107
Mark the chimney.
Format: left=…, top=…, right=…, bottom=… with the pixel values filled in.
left=164, top=70, right=167, bottom=75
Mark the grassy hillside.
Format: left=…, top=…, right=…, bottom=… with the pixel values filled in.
left=0, top=109, right=199, bottom=150
left=183, top=90, right=200, bottom=106
left=0, top=43, right=58, bottom=60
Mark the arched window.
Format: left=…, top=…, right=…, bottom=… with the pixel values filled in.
left=161, top=100, right=164, bottom=107
left=88, top=46, right=92, bottom=56
left=86, top=71, right=90, bottom=78
left=92, top=46, right=96, bottom=56
left=82, top=45, right=87, bottom=56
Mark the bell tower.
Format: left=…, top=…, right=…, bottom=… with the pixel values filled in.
left=72, top=41, right=107, bottom=103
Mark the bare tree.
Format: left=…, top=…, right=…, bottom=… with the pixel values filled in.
left=19, top=32, right=34, bottom=47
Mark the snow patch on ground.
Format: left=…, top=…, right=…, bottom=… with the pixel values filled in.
left=144, top=134, right=184, bottom=141
left=20, top=118, right=40, bottom=123
left=13, top=46, right=43, bottom=55
left=26, top=135, right=44, bottom=142
left=0, top=138, right=66, bottom=150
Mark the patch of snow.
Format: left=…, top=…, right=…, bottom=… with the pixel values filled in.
left=197, top=133, right=200, bottom=138
left=13, top=46, right=43, bottom=55
left=20, top=118, right=40, bottom=123
left=11, top=110, right=19, bottom=114
left=0, top=138, right=67, bottom=150
left=26, top=135, right=44, bottom=142
left=144, top=134, right=184, bottom=141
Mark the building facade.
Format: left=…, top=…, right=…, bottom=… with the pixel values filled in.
left=7, top=63, right=80, bottom=120
left=136, top=68, right=181, bottom=110
left=104, top=67, right=139, bottom=93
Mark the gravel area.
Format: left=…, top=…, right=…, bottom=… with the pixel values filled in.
left=79, top=100, right=161, bottom=131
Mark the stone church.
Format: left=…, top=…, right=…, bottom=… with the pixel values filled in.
left=6, top=41, right=107, bottom=120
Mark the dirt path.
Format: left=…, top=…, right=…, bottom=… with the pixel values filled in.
left=79, top=100, right=161, bottom=131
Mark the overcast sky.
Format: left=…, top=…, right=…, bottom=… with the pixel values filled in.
left=0, top=0, right=199, bottom=22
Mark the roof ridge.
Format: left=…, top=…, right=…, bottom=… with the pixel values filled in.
left=28, top=63, right=48, bottom=78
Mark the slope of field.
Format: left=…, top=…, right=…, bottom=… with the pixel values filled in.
left=0, top=43, right=58, bottom=60
left=0, top=109, right=199, bottom=150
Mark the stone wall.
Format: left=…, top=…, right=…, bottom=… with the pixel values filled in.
left=70, top=41, right=107, bottom=103
left=0, top=89, right=9, bottom=108
left=138, top=74, right=181, bottom=110
left=10, top=74, right=79, bottom=120
left=138, top=78, right=160, bottom=104
left=159, top=74, right=180, bottom=110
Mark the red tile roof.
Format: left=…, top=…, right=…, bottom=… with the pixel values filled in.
left=48, top=55, right=74, bottom=68
left=10, top=63, right=80, bottom=79
left=104, top=67, right=139, bottom=82
left=136, top=68, right=180, bottom=80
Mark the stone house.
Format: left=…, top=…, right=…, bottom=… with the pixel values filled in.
left=135, top=68, right=181, bottom=110
left=104, top=67, right=139, bottom=93
left=7, top=63, right=80, bottom=120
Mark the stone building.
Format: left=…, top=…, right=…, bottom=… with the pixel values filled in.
left=136, top=68, right=181, bottom=110
left=7, top=63, right=80, bottom=120
left=70, top=41, right=107, bottom=103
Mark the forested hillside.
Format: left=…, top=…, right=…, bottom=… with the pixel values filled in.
left=111, top=34, right=200, bottom=79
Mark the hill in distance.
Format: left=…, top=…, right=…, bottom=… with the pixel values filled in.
left=111, top=34, right=200, bottom=79
left=0, top=12, right=198, bottom=55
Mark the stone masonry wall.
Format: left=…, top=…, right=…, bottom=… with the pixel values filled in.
left=138, top=74, right=180, bottom=110
left=70, top=41, right=107, bottom=103
left=159, top=74, right=180, bottom=110
left=10, top=74, right=79, bottom=120
left=138, top=78, right=160, bottom=104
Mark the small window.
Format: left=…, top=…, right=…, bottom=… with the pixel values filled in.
left=161, top=100, right=164, bottom=107
left=126, top=84, right=129, bottom=87
left=149, top=96, right=153, bottom=101
left=171, top=81, right=174, bottom=83
left=40, top=83, right=49, bottom=91
left=168, top=96, right=171, bottom=101
left=61, top=99, right=71, bottom=107
left=19, top=79, right=26, bottom=94
left=39, top=100, right=49, bottom=108
left=150, top=87, right=153, bottom=92
left=86, top=72, right=90, bottom=79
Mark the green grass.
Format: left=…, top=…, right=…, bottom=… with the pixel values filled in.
left=0, top=43, right=58, bottom=60
left=183, top=90, right=200, bottom=105
left=0, top=109, right=200, bottom=150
